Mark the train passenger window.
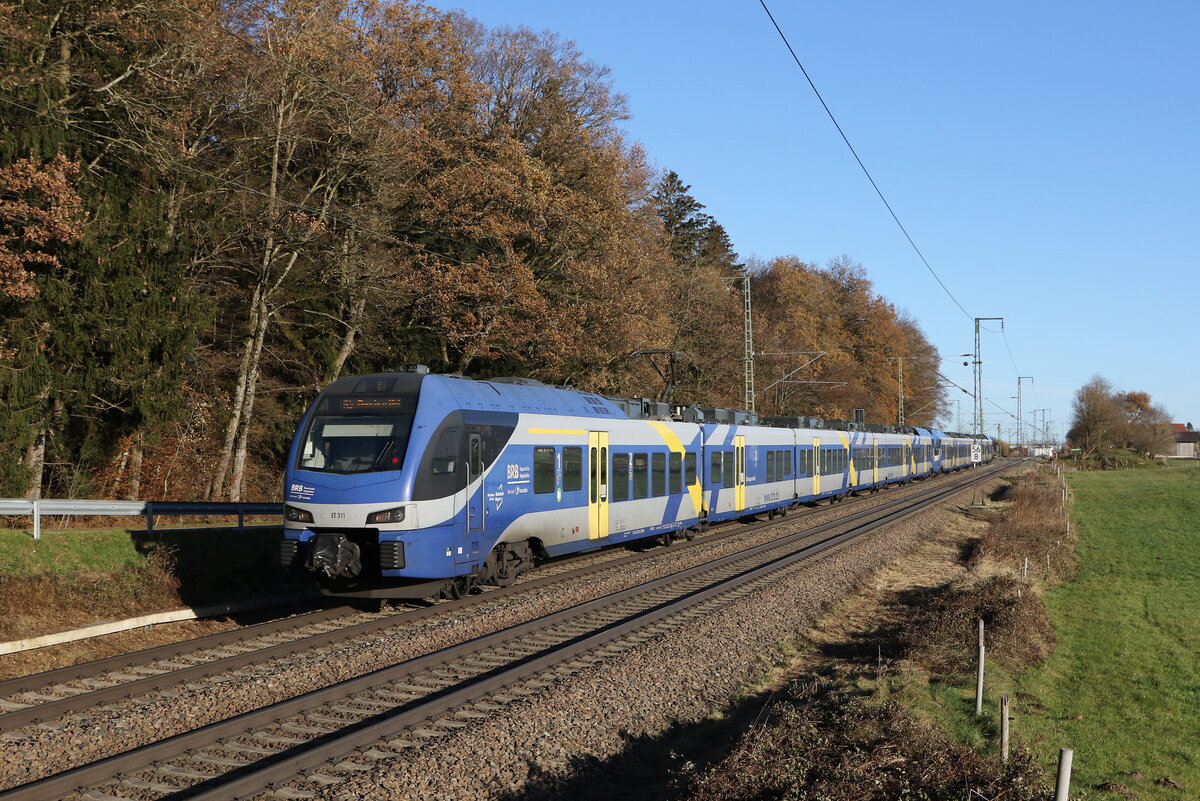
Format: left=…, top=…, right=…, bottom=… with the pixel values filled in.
left=652, top=453, right=666, bottom=496
left=711, top=452, right=723, bottom=485
left=767, top=450, right=775, bottom=482
left=669, top=452, right=682, bottom=494
left=633, top=453, right=649, bottom=499
left=563, top=447, right=582, bottom=492
left=533, top=447, right=556, bottom=494
left=723, top=452, right=735, bottom=488
left=784, top=450, right=793, bottom=477
left=612, top=454, right=630, bottom=501
left=685, top=452, right=696, bottom=486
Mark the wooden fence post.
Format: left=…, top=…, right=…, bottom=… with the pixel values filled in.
left=1000, top=694, right=1010, bottom=763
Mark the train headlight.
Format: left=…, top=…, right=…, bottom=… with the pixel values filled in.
left=285, top=504, right=314, bottom=523
left=367, top=506, right=406, bottom=524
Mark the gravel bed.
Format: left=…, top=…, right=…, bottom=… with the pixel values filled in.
left=278, top=478, right=1007, bottom=800
left=0, top=474, right=986, bottom=791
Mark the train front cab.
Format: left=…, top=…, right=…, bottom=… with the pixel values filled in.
left=281, top=373, right=528, bottom=598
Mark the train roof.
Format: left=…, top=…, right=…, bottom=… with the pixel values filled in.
left=325, top=368, right=991, bottom=440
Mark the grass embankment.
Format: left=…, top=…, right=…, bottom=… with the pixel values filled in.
left=1016, top=464, right=1200, bottom=798
left=687, top=463, right=1199, bottom=801
left=682, top=469, right=1067, bottom=800
left=0, top=524, right=305, bottom=642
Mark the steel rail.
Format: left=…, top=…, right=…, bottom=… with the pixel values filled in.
left=0, top=606, right=348, bottom=698
left=0, top=461, right=1014, bottom=801
left=0, top=463, right=1006, bottom=731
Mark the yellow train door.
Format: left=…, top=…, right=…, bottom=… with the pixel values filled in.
left=588, top=431, right=609, bottom=540
left=734, top=435, right=746, bottom=512
left=812, top=437, right=820, bottom=495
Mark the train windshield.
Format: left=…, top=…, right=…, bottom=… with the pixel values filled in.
left=296, top=391, right=417, bottom=474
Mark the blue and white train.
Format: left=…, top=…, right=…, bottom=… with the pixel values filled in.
left=280, top=367, right=994, bottom=598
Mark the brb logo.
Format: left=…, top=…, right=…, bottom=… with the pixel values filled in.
left=289, top=483, right=315, bottom=500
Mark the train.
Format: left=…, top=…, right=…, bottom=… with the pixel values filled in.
left=279, top=366, right=994, bottom=599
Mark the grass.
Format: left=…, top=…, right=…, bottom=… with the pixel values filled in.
left=0, top=522, right=305, bottom=642
left=1016, top=463, right=1200, bottom=798
left=0, top=528, right=151, bottom=576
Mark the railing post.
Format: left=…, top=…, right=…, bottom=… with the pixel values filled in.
left=238, top=508, right=245, bottom=531
left=32, top=499, right=41, bottom=541
left=146, top=501, right=154, bottom=535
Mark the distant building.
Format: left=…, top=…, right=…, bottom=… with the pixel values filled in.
left=1165, top=423, right=1199, bottom=459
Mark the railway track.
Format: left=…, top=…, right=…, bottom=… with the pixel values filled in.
left=0, top=460, right=1015, bottom=801
left=0, top=462, right=994, bottom=732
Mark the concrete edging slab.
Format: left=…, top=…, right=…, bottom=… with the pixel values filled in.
left=0, top=594, right=313, bottom=656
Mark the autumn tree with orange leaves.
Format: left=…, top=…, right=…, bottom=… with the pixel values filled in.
left=1, top=0, right=953, bottom=501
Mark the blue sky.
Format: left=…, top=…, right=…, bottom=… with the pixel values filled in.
left=447, top=0, right=1199, bottom=440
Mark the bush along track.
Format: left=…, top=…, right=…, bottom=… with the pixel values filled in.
left=682, top=466, right=1075, bottom=801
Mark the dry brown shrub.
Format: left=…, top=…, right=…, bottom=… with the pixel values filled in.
left=897, top=575, right=1055, bottom=674
left=685, top=678, right=1049, bottom=801
left=975, top=471, right=1075, bottom=584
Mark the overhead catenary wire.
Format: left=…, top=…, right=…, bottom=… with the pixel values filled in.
left=756, top=0, right=973, bottom=321
left=927, top=364, right=1024, bottom=429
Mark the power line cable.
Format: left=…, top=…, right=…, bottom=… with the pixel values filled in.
left=757, top=0, right=973, bottom=321
left=1000, top=326, right=1021, bottom=377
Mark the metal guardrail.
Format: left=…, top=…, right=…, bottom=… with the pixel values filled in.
left=0, top=499, right=283, bottom=540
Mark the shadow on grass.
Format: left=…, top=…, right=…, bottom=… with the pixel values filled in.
left=129, top=525, right=317, bottom=617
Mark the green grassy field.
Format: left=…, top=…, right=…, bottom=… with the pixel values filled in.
left=1017, top=463, right=1200, bottom=798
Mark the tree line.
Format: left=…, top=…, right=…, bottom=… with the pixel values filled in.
left=0, top=0, right=948, bottom=502
left=1068, top=376, right=1174, bottom=460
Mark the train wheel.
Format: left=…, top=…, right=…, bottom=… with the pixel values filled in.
left=657, top=530, right=676, bottom=547
left=484, top=541, right=533, bottom=588
left=441, top=575, right=478, bottom=600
